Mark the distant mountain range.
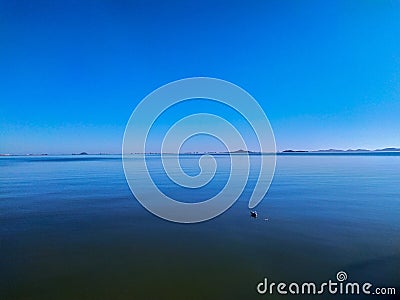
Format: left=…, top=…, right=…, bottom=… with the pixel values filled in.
left=2, top=148, right=400, bottom=156
left=209, top=148, right=400, bottom=154
left=282, top=148, right=400, bottom=153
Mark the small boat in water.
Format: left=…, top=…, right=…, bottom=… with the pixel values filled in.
left=250, top=210, right=258, bottom=218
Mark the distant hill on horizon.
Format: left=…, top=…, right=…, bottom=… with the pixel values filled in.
left=227, top=149, right=259, bottom=154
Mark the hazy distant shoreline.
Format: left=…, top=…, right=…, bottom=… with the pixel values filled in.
left=1, top=147, right=400, bottom=157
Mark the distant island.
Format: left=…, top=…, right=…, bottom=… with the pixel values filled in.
left=226, top=149, right=259, bottom=154
left=374, top=147, right=400, bottom=152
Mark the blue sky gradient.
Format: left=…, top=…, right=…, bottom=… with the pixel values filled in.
left=1, top=1, right=400, bottom=154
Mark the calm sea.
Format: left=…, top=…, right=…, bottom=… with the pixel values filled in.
left=1, top=154, right=399, bottom=299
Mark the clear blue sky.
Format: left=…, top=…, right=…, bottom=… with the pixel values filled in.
left=1, top=1, right=399, bottom=154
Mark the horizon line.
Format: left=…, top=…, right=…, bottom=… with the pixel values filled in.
left=1, top=147, right=400, bottom=157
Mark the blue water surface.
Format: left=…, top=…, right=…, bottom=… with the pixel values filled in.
left=1, top=154, right=399, bottom=299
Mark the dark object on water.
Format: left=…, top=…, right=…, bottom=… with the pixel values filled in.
left=250, top=211, right=257, bottom=218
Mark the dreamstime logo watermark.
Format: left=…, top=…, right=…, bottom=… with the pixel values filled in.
left=122, top=77, right=276, bottom=223
left=256, top=271, right=396, bottom=296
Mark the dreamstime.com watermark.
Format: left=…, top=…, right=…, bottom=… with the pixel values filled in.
left=257, top=271, right=396, bottom=296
